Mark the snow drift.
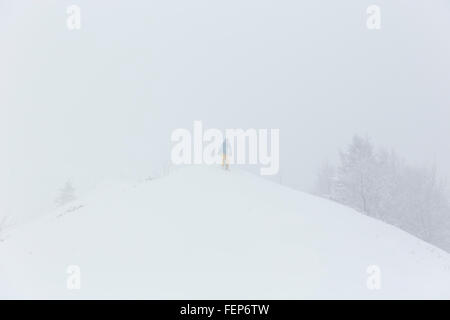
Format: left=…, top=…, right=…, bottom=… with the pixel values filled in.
left=1, top=166, right=450, bottom=299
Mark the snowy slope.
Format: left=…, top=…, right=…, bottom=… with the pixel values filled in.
left=1, top=166, right=450, bottom=299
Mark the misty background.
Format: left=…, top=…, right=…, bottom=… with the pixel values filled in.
left=1, top=0, right=450, bottom=225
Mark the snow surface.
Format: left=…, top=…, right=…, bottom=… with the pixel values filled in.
left=1, top=166, right=450, bottom=299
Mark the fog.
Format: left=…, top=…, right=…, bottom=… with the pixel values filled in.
left=1, top=0, right=450, bottom=221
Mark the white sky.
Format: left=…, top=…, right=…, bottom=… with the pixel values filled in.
left=1, top=0, right=450, bottom=221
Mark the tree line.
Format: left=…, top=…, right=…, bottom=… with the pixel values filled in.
left=315, top=135, right=450, bottom=252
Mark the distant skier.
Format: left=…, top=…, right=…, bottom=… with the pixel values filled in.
left=222, top=138, right=230, bottom=170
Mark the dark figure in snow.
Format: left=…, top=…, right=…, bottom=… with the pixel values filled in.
left=222, top=138, right=230, bottom=170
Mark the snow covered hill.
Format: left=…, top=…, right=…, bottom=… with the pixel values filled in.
left=1, top=166, right=450, bottom=299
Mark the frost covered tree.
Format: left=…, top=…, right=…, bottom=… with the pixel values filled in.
left=389, top=165, right=449, bottom=243
left=316, top=135, right=450, bottom=252
left=334, top=135, right=381, bottom=215
left=55, top=181, right=76, bottom=207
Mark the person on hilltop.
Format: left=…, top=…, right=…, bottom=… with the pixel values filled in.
left=222, top=138, right=231, bottom=170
